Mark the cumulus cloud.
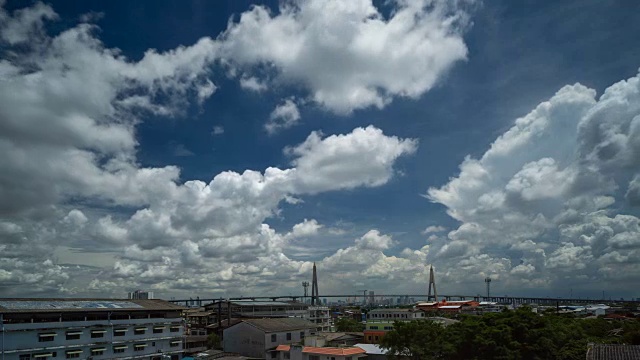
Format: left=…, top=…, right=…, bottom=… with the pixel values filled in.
left=219, top=0, right=471, bottom=114
left=266, top=99, right=301, bottom=134
left=0, top=0, right=419, bottom=296
left=426, top=70, right=640, bottom=295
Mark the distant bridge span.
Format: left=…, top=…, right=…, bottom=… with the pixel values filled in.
left=167, top=294, right=639, bottom=307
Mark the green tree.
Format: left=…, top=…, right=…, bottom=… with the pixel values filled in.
left=207, top=333, right=221, bottom=349
left=335, top=317, right=364, bottom=332
left=380, top=320, right=453, bottom=360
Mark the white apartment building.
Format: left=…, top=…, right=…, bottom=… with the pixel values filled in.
left=223, top=318, right=316, bottom=359
left=305, top=307, right=330, bottom=332
left=0, top=298, right=184, bottom=360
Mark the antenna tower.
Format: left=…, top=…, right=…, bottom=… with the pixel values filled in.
left=427, top=266, right=438, bottom=302
left=485, top=277, right=492, bottom=298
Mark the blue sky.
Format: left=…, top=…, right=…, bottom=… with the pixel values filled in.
left=1, top=0, right=640, bottom=299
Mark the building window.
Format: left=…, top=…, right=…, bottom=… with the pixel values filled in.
left=270, top=352, right=277, bottom=359
left=284, top=353, right=290, bottom=360
left=66, top=331, right=81, bottom=340
left=170, top=341, right=181, bottom=348
left=32, top=353, right=55, bottom=359
left=170, top=325, right=180, bottom=333
left=286, top=332, right=292, bottom=340
left=134, top=344, right=147, bottom=351
left=375, top=336, right=379, bottom=341
left=114, top=328, right=127, bottom=337
left=134, top=327, right=146, bottom=335
left=271, top=334, right=277, bottom=342
left=38, top=333, right=56, bottom=342
left=384, top=326, right=392, bottom=330
left=310, top=356, right=319, bottom=360
left=300, top=331, right=305, bottom=339
left=91, top=348, right=106, bottom=356
left=19, top=355, right=31, bottom=360
left=113, top=346, right=127, bottom=353
left=369, top=326, right=378, bottom=330
left=331, top=357, right=336, bottom=360
left=153, top=326, right=164, bottom=334
left=65, top=350, right=82, bottom=359
left=91, top=329, right=106, bottom=338
left=346, top=357, right=352, bottom=360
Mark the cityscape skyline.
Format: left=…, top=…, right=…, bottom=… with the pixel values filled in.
left=1, top=0, right=640, bottom=300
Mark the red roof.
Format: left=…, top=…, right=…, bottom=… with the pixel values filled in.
left=276, top=345, right=366, bottom=356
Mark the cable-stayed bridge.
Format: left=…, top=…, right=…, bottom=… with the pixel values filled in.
left=167, top=294, right=638, bottom=307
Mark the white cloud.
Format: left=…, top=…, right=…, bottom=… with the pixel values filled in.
left=240, top=76, right=268, bottom=92
left=212, top=125, right=225, bottom=135
left=287, top=126, right=418, bottom=193
left=422, top=225, right=446, bottom=234
left=426, top=70, right=640, bottom=294
left=219, top=0, right=470, bottom=114
left=266, top=99, right=301, bottom=134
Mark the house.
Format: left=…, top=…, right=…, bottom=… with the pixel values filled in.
left=275, top=344, right=366, bottom=360
left=0, top=298, right=185, bottom=360
left=303, top=332, right=363, bottom=347
left=586, top=343, right=640, bottom=359
left=354, top=343, right=388, bottom=360
left=223, top=318, right=316, bottom=359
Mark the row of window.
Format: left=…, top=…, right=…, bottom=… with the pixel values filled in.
left=367, top=325, right=392, bottom=330
left=38, top=325, right=181, bottom=341
left=20, top=341, right=182, bottom=360
left=270, top=331, right=305, bottom=342
left=370, top=313, right=419, bottom=318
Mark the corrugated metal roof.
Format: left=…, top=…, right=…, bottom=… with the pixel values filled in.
left=354, top=344, right=387, bottom=355
left=0, top=298, right=184, bottom=313
left=276, top=345, right=366, bottom=356
left=240, top=318, right=315, bottom=332
left=586, top=344, right=640, bottom=360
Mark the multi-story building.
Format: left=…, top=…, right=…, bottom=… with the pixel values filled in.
left=0, top=298, right=184, bottom=360
left=128, top=290, right=154, bottom=300
left=203, top=301, right=329, bottom=333
left=204, top=301, right=308, bottom=319
left=306, top=306, right=330, bottom=332
left=367, top=308, right=425, bottom=321
left=223, top=318, right=316, bottom=359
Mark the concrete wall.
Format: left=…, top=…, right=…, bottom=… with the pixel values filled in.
left=223, top=322, right=266, bottom=358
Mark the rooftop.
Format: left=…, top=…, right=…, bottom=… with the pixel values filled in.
left=354, top=344, right=386, bottom=355
left=239, top=318, right=316, bottom=332
left=0, top=298, right=184, bottom=313
left=276, top=345, right=366, bottom=356
left=586, top=344, right=640, bottom=360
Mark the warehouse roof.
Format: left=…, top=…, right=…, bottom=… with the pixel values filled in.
left=240, top=318, right=316, bottom=332
left=0, top=298, right=184, bottom=313
left=586, top=344, right=640, bottom=360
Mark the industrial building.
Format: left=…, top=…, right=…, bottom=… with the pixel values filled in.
left=203, top=300, right=330, bottom=333
left=223, top=318, right=316, bottom=359
left=0, top=298, right=184, bottom=360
